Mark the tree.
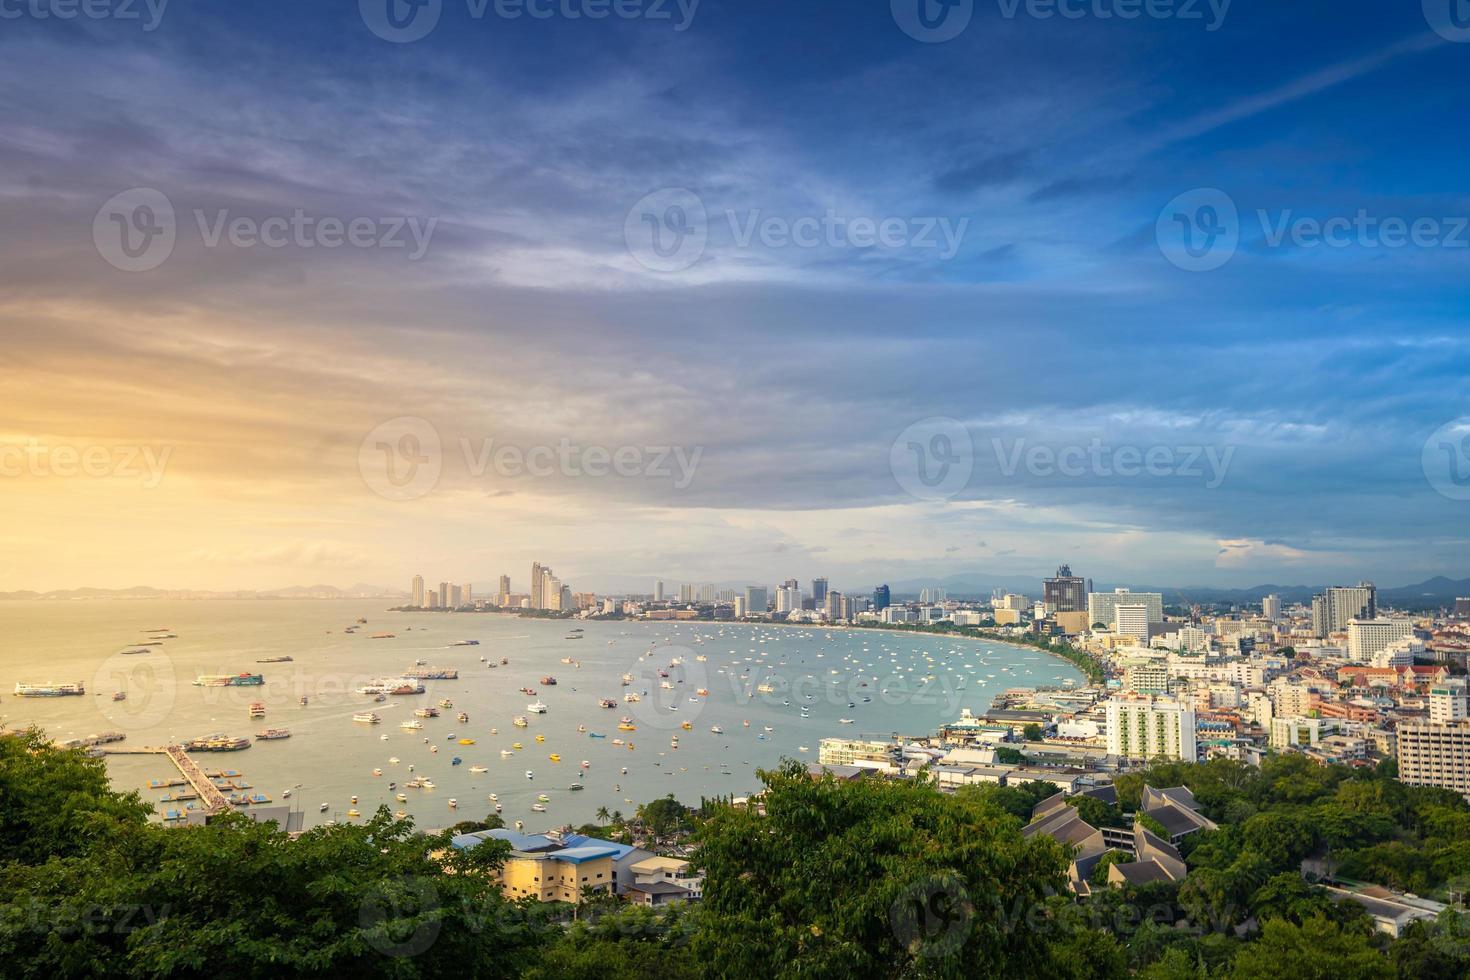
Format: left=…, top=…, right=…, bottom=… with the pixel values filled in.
left=1229, top=915, right=1391, bottom=980
left=690, top=760, right=1072, bottom=978
left=1024, top=723, right=1045, bottom=741
left=595, top=806, right=611, bottom=824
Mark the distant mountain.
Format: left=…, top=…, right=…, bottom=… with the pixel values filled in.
left=0, top=584, right=406, bottom=601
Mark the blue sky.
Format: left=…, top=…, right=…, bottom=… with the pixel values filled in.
left=1, top=1, right=1469, bottom=592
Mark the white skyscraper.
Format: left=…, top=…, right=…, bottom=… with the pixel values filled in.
left=1106, top=696, right=1197, bottom=761
left=1262, top=594, right=1282, bottom=622
left=1114, top=604, right=1152, bottom=641
left=411, top=575, right=425, bottom=607
left=1347, top=619, right=1413, bottom=663
left=1088, top=589, right=1163, bottom=629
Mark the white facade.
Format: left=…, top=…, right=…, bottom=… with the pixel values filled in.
left=1115, top=604, right=1152, bottom=641
left=1088, top=589, right=1164, bottom=628
left=1347, top=619, right=1414, bottom=663
left=1105, top=696, right=1197, bottom=761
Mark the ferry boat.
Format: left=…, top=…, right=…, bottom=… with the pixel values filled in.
left=248, top=703, right=266, bottom=718
left=256, top=728, right=291, bottom=740
left=13, top=682, right=85, bottom=697
left=193, top=673, right=264, bottom=688
left=527, top=701, right=548, bottom=713
left=353, top=712, right=381, bottom=724
left=256, top=656, right=294, bottom=663
left=438, top=698, right=454, bottom=708
left=449, top=640, right=480, bottom=646
left=400, top=719, right=423, bottom=731
left=402, top=667, right=458, bottom=680
left=370, top=634, right=396, bottom=639
left=414, top=707, right=439, bottom=718
left=184, top=734, right=251, bottom=752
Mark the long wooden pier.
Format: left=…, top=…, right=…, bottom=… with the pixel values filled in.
left=101, top=744, right=233, bottom=813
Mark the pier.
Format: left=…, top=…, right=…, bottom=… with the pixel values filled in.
left=100, top=744, right=233, bottom=813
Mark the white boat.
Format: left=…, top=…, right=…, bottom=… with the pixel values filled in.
left=500, top=749, right=514, bottom=757
left=353, top=712, right=381, bottom=724
left=512, top=716, right=529, bottom=727
left=527, top=701, right=548, bottom=713
left=710, top=725, right=723, bottom=734
left=400, top=719, right=423, bottom=731
left=525, top=770, right=534, bottom=779
left=388, top=757, right=400, bottom=764
left=469, top=765, right=488, bottom=773
left=448, top=799, right=458, bottom=808
left=488, top=793, right=498, bottom=801
left=531, top=803, right=546, bottom=812
left=839, top=718, right=854, bottom=724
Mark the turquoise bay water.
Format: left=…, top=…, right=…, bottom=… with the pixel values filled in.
left=0, top=600, right=1082, bottom=830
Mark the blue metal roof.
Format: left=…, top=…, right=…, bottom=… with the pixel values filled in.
left=559, top=833, right=639, bottom=861
left=451, top=827, right=555, bottom=852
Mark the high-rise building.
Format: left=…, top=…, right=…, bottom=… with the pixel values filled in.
left=427, top=591, right=440, bottom=609
left=1311, top=583, right=1376, bottom=638
left=655, top=580, right=665, bottom=602
left=411, top=575, right=425, bottom=607
left=824, top=590, right=843, bottom=620
left=1456, top=597, right=1470, bottom=619
left=775, top=586, right=801, bottom=614
left=462, top=583, right=472, bottom=605
left=1397, top=721, right=1470, bottom=800
left=498, top=575, right=511, bottom=606
left=679, top=583, right=694, bottom=603
left=1262, top=594, right=1282, bottom=622
left=1087, top=589, right=1163, bottom=630
left=697, top=584, right=716, bottom=602
left=1105, top=696, right=1197, bottom=761
left=1430, top=681, right=1469, bottom=725
left=872, top=584, right=890, bottom=611
left=530, top=563, right=545, bottom=609
left=438, top=581, right=449, bottom=609
left=1347, top=619, right=1413, bottom=663
left=1044, top=565, right=1088, bottom=614
left=450, top=584, right=462, bottom=608
left=811, top=578, right=828, bottom=604
left=1114, top=604, right=1152, bottom=642
left=744, top=586, right=768, bottom=616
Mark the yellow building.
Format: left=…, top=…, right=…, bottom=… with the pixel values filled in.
left=449, top=828, right=618, bottom=904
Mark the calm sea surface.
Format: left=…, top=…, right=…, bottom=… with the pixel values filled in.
left=0, top=600, right=1082, bottom=830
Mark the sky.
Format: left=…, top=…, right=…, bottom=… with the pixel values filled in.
left=2, top=0, right=1469, bottom=594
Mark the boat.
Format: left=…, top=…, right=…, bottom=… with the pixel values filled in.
left=469, top=765, right=488, bottom=773
left=710, top=725, right=723, bottom=734
left=500, top=657, right=509, bottom=665
left=414, top=707, right=439, bottom=718
left=118, top=648, right=150, bottom=656
left=448, top=799, right=458, bottom=808
left=500, top=749, right=514, bottom=757
left=495, top=803, right=503, bottom=812
left=248, top=702, right=266, bottom=718
left=457, top=712, right=468, bottom=723
left=512, top=716, right=529, bottom=728
left=839, top=718, right=854, bottom=724
left=599, top=698, right=617, bottom=708
left=320, top=803, right=329, bottom=812
left=525, top=770, right=534, bottom=779
left=400, top=719, right=423, bottom=731
left=696, top=688, right=709, bottom=696
left=618, top=723, right=637, bottom=731
left=548, top=754, right=561, bottom=762
left=112, top=691, right=126, bottom=701
left=299, top=696, right=309, bottom=705
left=756, top=683, right=775, bottom=694
left=438, top=698, right=453, bottom=708
left=534, top=734, right=545, bottom=743
left=564, top=634, right=582, bottom=640
left=372, top=768, right=383, bottom=776
left=256, top=656, right=294, bottom=663
left=389, top=756, right=400, bottom=763
left=588, top=732, right=605, bottom=738
left=680, top=721, right=692, bottom=730
left=527, top=701, right=548, bottom=713
left=402, top=667, right=458, bottom=679
left=193, top=673, right=264, bottom=687
left=531, top=803, right=547, bottom=812
left=347, top=808, right=361, bottom=818
left=450, top=640, right=480, bottom=646
left=577, top=724, right=587, bottom=733
left=256, top=728, right=291, bottom=740
left=353, top=712, right=381, bottom=724
left=184, top=734, right=251, bottom=752
left=536, top=793, right=550, bottom=802
left=370, top=634, right=395, bottom=640
left=13, top=682, right=85, bottom=697
left=539, top=676, right=558, bottom=686
left=623, top=692, right=641, bottom=703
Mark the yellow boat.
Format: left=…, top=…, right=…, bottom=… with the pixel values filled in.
left=549, top=754, right=561, bottom=762
left=512, top=741, right=523, bottom=749
left=458, top=738, right=475, bottom=745
left=680, top=721, right=692, bottom=730
left=347, top=808, right=360, bottom=818
left=618, top=723, right=636, bottom=731
left=535, top=734, right=545, bottom=743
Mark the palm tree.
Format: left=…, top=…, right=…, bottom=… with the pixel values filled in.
left=595, top=805, right=611, bottom=824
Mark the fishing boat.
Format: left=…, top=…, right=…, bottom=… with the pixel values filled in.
left=451, top=757, right=462, bottom=766
left=588, top=732, right=605, bottom=738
